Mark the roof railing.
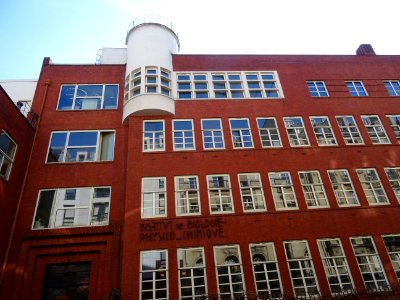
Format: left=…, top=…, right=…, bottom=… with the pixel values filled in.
left=127, top=15, right=177, bottom=36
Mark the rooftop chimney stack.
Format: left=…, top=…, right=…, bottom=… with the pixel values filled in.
left=356, top=44, right=376, bottom=56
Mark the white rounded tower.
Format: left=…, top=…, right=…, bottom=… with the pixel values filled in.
left=123, top=15, right=180, bottom=122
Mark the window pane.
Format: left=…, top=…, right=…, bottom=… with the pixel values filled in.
left=47, top=132, right=67, bottom=162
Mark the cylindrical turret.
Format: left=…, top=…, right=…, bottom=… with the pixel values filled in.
left=123, top=15, right=180, bottom=122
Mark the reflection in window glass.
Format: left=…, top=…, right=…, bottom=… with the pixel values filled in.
left=335, top=116, right=363, bottom=145
left=175, top=176, right=200, bottom=215
left=284, top=117, right=310, bottom=147
left=229, top=119, right=253, bottom=148
left=201, top=119, right=224, bottom=149
left=299, top=171, right=329, bottom=208
left=0, top=131, right=17, bottom=180
left=386, top=115, right=400, bottom=143
left=173, top=120, right=195, bottom=150
left=356, top=169, right=389, bottom=205
left=140, top=250, right=168, bottom=300
left=143, top=121, right=164, bottom=151
left=384, top=167, right=400, bottom=201
left=382, top=235, right=400, bottom=282
left=361, top=115, right=390, bottom=144
left=310, top=116, right=337, bottom=146
left=328, top=170, right=359, bottom=206
left=207, top=175, right=233, bottom=213
left=257, top=118, right=282, bottom=147
left=238, top=173, right=265, bottom=211
left=268, top=172, right=298, bottom=210
left=142, top=178, right=166, bottom=218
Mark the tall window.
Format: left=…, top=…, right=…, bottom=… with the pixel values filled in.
left=46, top=130, right=115, bottom=163
left=283, top=117, right=310, bottom=147
left=386, top=115, right=400, bottom=143
left=57, top=84, right=118, bottom=110
left=142, top=177, right=166, bottom=218
left=173, top=120, right=195, bottom=150
left=335, top=116, right=364, bottom=145
left=310, top=116, right=337, bottom=146
left=207, top=175, right=234, bottom=213
left=327, top=169, right=359, bottom=206
left=177, top=74, right=193, bottom=99
left=140, top=250, right=168, bottom=300
left=238, top=173, right=266, bottom=211
left=256, top=118, right=282, bottom=147
left=32, top=187, right=110, bottom=229
left=178, top=248, right=207, bottom=299
left=317, top=239, right=354, bottom=294
left=382, top=235, right=400, bottom=282
left=0, top=131, right=17, bottom=180
left=201, top=119, right=224, bottom=149
left=229, top=118, right=253, bottom=148
left=143, top=121, right=164, bottom=151
left=361, top=115, right=390, bottom=144
left=268, top=172, right=298, bottom=210
left=356, top=168, right=389, bottom=205
left=284, top=240, right=319, bottom=297
left=175, top=176, right=200, bottom=215
left=212, top=74, right=228, bottom=99
left=350, top=236, right=389, bottom=290
left=298, top=171, right=329, bottom=208
left=346, top=81, right=367, bottom=96
left=214, top=245, right=245, bottom=299
left=307, top=81, right=329, bottom=97
left=384, top=81, right=400, bottom=96
left=250, top=243, right=282, bottom=298
left=384, top=167, right=400, bottom=201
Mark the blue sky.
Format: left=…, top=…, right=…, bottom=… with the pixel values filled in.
left=1, top=0, right=399, bottom=80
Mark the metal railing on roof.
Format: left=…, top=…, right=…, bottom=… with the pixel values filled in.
left=127, top=14, right=177, bottom=35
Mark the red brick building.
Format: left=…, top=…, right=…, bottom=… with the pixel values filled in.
left=1, top=17, right=400, bottom=299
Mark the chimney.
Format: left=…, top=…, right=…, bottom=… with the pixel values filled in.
left=356, top=44, right=376, bottom=56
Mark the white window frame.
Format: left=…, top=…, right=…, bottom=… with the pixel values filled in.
left=382, top=234, right=400, bottom=282
left=384, top=167, right=400, bottom=202
left=256, top=117, right=282, bottom=148
left=177, top=247, right=207, bottom=299
left=346, top=81, right=368, bottom=96
left=306, top=81, right=329, bottom=97
left=174, top=176, right=200, bottom=216
left=140, top=249, right=168, bottom=300
left=283, top=117, right=310, bottom=147
left=298, top=171, right=329, bottom=208
left=268, top=172, right=298, bottom=210
left=335, top=116, right=364, bottom=145
left=238, top=173, right=266, bottom=212
left=350, top=236, right=389, bottom=290
left=213, top=245, right=246, bottom=299
left=143, top=120, right=165, bottom=152
left=386, top=115, right=400, bottom=144
left=0, top=130, right=17, bottom=180
left=229, top=118, right=253, bottom=149
left=283, top=240, right=320, bottom=297
left=356, top=168, right=389, bottom=205
left=309, top=116, right=337, bottom=146
left=249, top=242, right=283, bottom=298
left=201, top=119, right=225, bottom=150
left=141, top=177, right=167, bottom=218
left=32, top=186, right=111, bottom=229
left=327, top=169, right=359, bottom=207
left=317, top=238, right=354, bottom=295
left=172, top=119, right=195, bottom=151
left=384, top=80, right=400, bottom=96
left=207, top=174, right=234, bottom=214
left=361, top=115, right=390, bottom=144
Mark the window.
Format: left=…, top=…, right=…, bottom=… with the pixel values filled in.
left=140, top=250, right=168, bottom=300
left=245, top=72, right=281, bottom=98
left=178, top=248, right=207, bottom=299
left=0, top=131, right=17, bottom=180
left=214, top=245, right=245, bottom=298
left=43, top=262, right=91, bottom=300
left=32, top=187, right=110, bottom=229
left=238, top=173, right=266, bottom=211
left=229, top=118, right=253, bottom=148
left=335, top=116, right=364, bottom=145
left=173, top=120, right=195, bottom=150
left=298, top=171, right=329, bottom=208
left=212, top=74, right=228, bottom=99
left=201, top=119, right=224, bottom=149
left=177, top=74, right=193, bottom=99
left=228, top=73, right=244, bottom=98
left=207, top=175, right=234, bottom=213
left=46, top=130, right=114, bottom=163
left=384, top=167, right=400, bottom=201
left=310, top=116, right=337, bottom=146
left=194, top=74, right=209, bottom=99
left=327, top=170, right=359, bottom=206
left=384, top=81, right=400, bottom=96
left=350, top=236, right=389, bottom=290
left=175, top=176, right=200, bottom=215
left=317, top=239, right=354, bottom=294
left=250, top=243, right=283, bottom=298
left=284, top=240, right=319, bottom=297
left=386, top=115, right=400, bottom=143
left=57, top=84, right=118, bottom=110
left=346, top=81, right=367, bottom=96
left=307, top=81, right=329, bottom=97
left=356, top=168, right=389, bottom=205
left=268, top=172, right=298, bottom=210
left=361, top=115, right=390, bottom=144
left=257, top=118, right=282, bottom=147
left=382, top=235, right=400, bottom=282
left=142, top=177, right=166, bottom=218
left=143, top=121, right=164, bottom=151
left=283, top=117, right=310, bottom=147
